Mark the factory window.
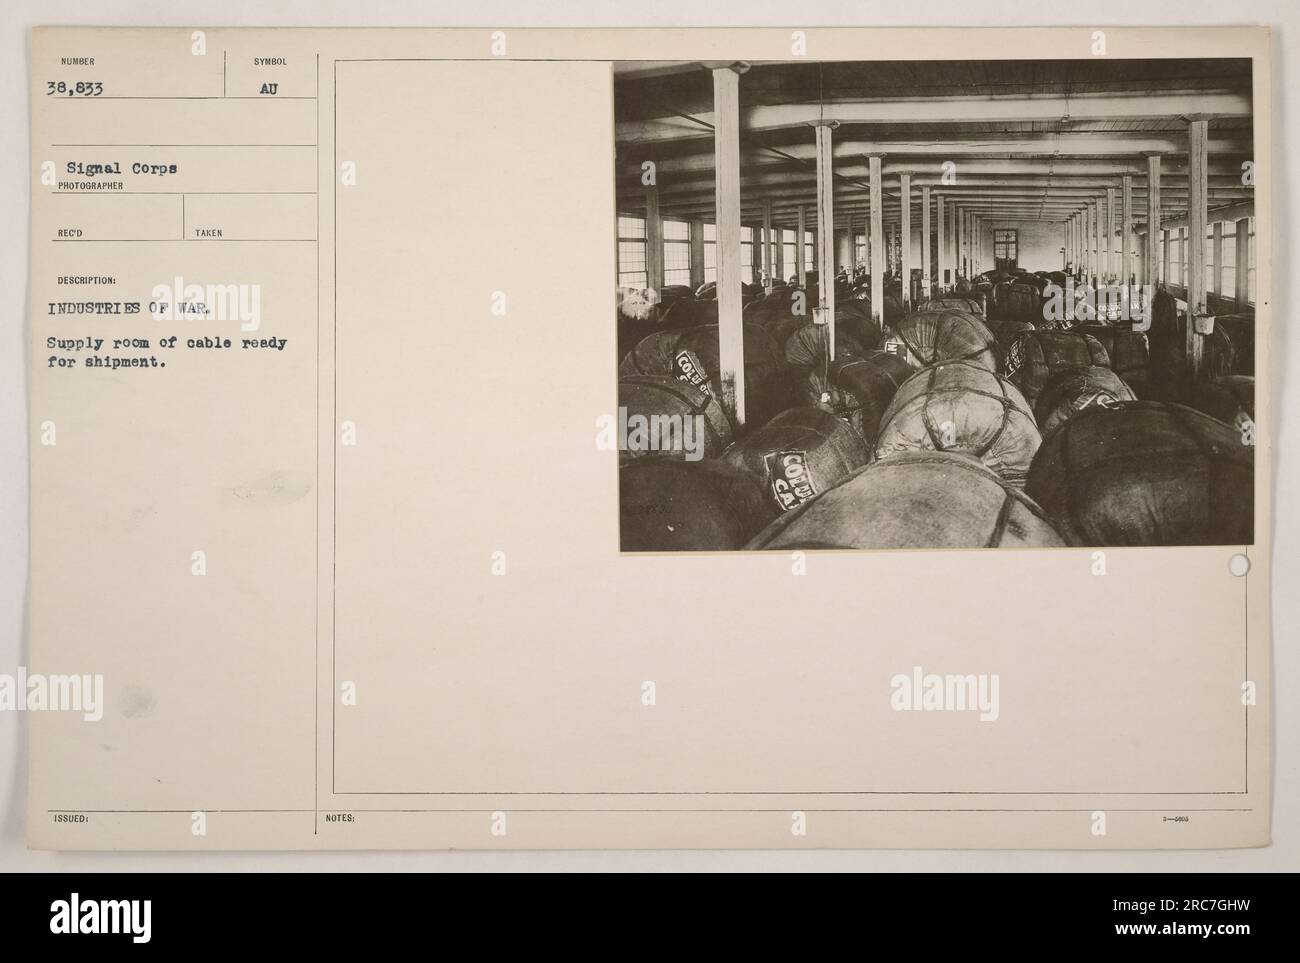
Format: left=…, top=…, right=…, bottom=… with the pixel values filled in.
left=993, top=229, right=1017, bottom=269
left=1221, top=221, right=1237, bottom=300
left=1247, top=217, right=1256, bottom=305
left=1169, top=229, right=1183, bottom=288
left=741, top=227, right=755, bottom=284
left=617, top=214, right=647, bottom=289
left=703, top=222, right=716, bottom=284
left=663, top=219, right=691, bottom=287
left=782, top=229, right=797, bottom=284
left=1205, top=226, right=1215, bottom=293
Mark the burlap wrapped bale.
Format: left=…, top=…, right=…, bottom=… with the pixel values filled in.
left=892, top=310, right=998, bottom=372
left=620, top=458, right=769, bottom=552
left=619, top=324, right=792, bottom=432
left=675, top=298, right=717, bottom=327
left=1215, top=314, right=1255, bottom=376
left=738, top=365, right=798, bottom=432
left=873, top=360, right=1041, bottom=486
left=1003, top=329, right=1110, bottom=404
left=620, top=323, right=782, bottom=378
left=1075, top=324, right=1152, bottom=397
left=1173, top=375, right=1255, bottom=427
left=1025, top=400, right=1254, bottom=546
left=915, top=296, right=984, bottom=316
left=721, top=407, right=871, bottom=523
left=1004, top=283, right=1046, bottom=325
left=784, top=323, right=867, bottom=369
left=617, top=376, right=733, bottom=462
left=836, top=299, right=884, bottom=349
left=986, top=318, right=1037, bottom=371
left=1033, top=365, right=1137, bottom=436
left=991, top=280, right=1015, bottom=321
left=746, top=450, right=1065, bottom=549
left=796, top=351, right=914, bottom=442
left=744, top=287, right=804, bottom=328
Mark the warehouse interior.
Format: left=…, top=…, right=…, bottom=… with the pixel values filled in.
left=614, top=59, right=1257, bottom=551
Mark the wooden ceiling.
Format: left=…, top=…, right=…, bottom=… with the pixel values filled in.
left=614, top=59, right=1255, bottom=228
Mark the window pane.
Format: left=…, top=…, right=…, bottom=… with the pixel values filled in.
left=1248, top=217, right=1256, bottom=303
left=703, top=222, right=716, bottom=242
left=618, top=239, right=646, bottom=289
left=618, top=215, right=645, bottom=239
left=663, top=240, right=691, bottom=286
left=663, top=219, right=689, bottom=241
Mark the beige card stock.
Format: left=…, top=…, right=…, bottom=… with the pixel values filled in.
left=26, top=27, right=1271, bottom=849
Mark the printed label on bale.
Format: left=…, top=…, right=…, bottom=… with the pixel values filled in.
left=672, top=349, right=712, bottom=395
left=1004, top=336, right=1026, bottom=378
left=1077, top=390, right=1119, bottom=412
left=766, top=450, right=817, bottom=511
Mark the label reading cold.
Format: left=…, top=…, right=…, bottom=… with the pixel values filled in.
left=767, top=450, right=817, bottom=511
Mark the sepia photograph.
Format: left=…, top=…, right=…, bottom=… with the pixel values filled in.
left=615, top=58, right=1257, bottom=550
left=4, top=8, right=1290, bottom=902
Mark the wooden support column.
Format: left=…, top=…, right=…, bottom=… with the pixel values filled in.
left=1234, top=216, right=1251, bottom=307
left=1121, top=175, right=1133, bottom=287
left=711, top=64, right=746, bottom=426
left=1187, top=119, right=1209, bottom=378
left=956, top=210, right=967, bottom=278
left=900, top=173, right=913, bottom=310
left=1211, top=221, right=1223, bottom=296
left=949, top=205, right=958, bottom=284
left=969, top=214, right=975, bottom=276
left=956, top=209, right=964, bottom=282
left=645, top=183, right=663, bottom=294
left=847, top=212, right=857, bottom=275
left=796, top=204, right=807, bottom=287
left=761, top=198, right=774, bottom=293
left=688, top=218, right=705, bottom=290
left=921, top=186, right=932, bottom=300
left=868, top=153, right=884, bottom=331
left=1161, top=229, right=1171, bottom=288
left=1103, top=195, right=1110, bottom=280
left=815, top=121, right=838, bottom=354
left=1101, top=188, right=1112, bottom=281
left=1077, top=213, right=1085, bottom=277
left=1144, top=153, right=1161, bottom=293
left=970, top=213, right=976, bottom=276
left=1093, top=198, right=1102, bottom=288
left=1079, top=207, right=1086, bottom=282
left=936, top=195, right=947, bottom=291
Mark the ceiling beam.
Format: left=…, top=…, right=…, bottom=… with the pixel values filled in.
left=617, top=90, right=1253, bottom=144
